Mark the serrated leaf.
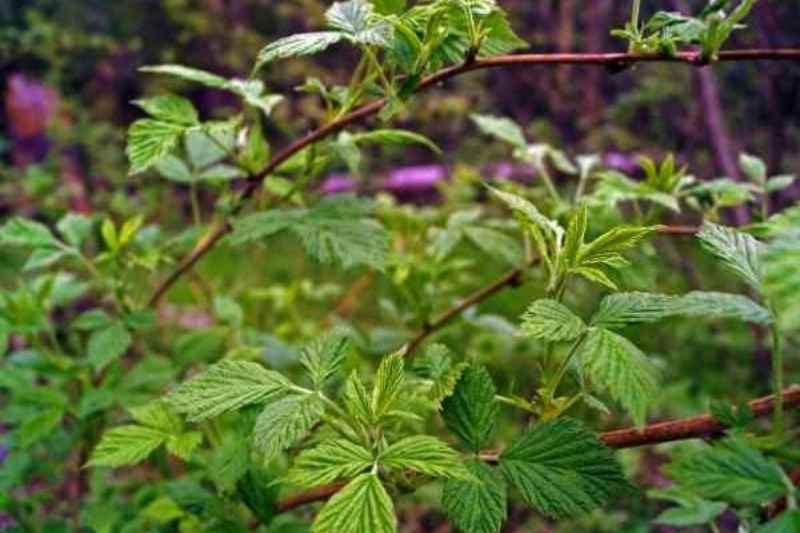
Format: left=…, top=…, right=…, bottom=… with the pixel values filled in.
left=488, top=187, right=564, bottom=247
left=413, top=344, right=466, bottom=406
left=285, top=439, right=373, bottom=489
left=380, top=436, right=470, bottom=479
left=672, top=291, right=771, bottom=325
left=591, top=292, right=676, bottom=329
left=165, top=431, right=202, bottom=461
left=521, top=299, right=586, bottom=342
left=499, top=418, right=630, bottom=518
left=571, top=266, right=619, bottom=290
left=88, top=425, right=167, bottom=467
left=129, top=401, right=182, bottom=433
left=257, top=32, right=345, bottom=67
left=371, top=351, right=405, bottom=419
left=253, top=393, right=325, bottom=461
left=127, top=119, right=185, bottom=174
left=464, top=226, right=524, bottom=266
left=579, top=328, right=658, bottom=426
left=765, top=175, right=796, bottom=193
left=471, top=114, right=526, bottom=149
left=300, top=332, right=349, bottom=389
left=167, top=360, right=292, bottom=422
left=442, top=460, right=507, bottom=533
left=697, top=221, right=763, bottom=291
left=442, top=366, right=498, bottom=453
left=667, top=437, right=788, bottom=505
left=312, top=473, right=396, bottom=533
left=326, top=0, right=392, bottom=46
left=577, top=226, right=656, bottom=267
left=87, top=323, right=132, bottom=370
left=739, top=153, right=767, bottom=184
left=133, top=95, right=198, bottom=126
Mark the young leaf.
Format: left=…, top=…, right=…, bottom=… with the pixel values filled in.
left=88, top=426, right=167, bottom=468
left=442, top=460, right=507, bottom=533
left=521, top=299, right=586, bottom=342
left=167, top=360, right=292, bottom=422
left=371, top=351, right=405, bottom=419
left=351, top=129, right=441, bottom=154
left=498, top=418, right=630, bottom=518
left=133, top=95, right=199, bottom=126
left=326, top=0, right=392, bottom=46
left=591, top=292, right=676, bottom=329
left=253, top=393, right=325, bottom=461
left=380, top=435, right=469, bottom=479
left=739, top=153, right=767, bottom=185
left=300, top=332, right=349, bottom=390
left=579, top=328, right=659, bottom=426
left=284, top=439, right=374, bottom=489
left=471, top=114, right=527, bottom=150
left=127, top=119, right=185, bottom=174
left=312, top=473, right=396, bottom=533
left=667, top=437, right=788, bottom=505
left=577, top=226, right=656, bottom=267
left=139, top=65, right=229, bottom=88
left=257, top=32, right=346, bottom=66
left=697, top=221, right=763, bottom=291
left=442, top=366, right=498, bottom=453
left=413, top=344, right=466, bottom=406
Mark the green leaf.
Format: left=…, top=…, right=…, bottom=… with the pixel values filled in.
left=756, top=510, right=800, bottom=533
left=0, top=217, right=57, bottom=248
left=127, top=119, right=186, bottom=174
left=498, top=418, right=630, bottom=518
left=672, top=291, right=771, bottom=325
left=343, top=371, right=373, bottom=423
left=18, top=407, right=64, bottom=447
left=140, top=64, right=229, bottom=89
left=471, top=114, right=526, bottom=150
left=23, top=247, right=66, bottom=271
left=326, top=0, right=392, bottom=46
left=521, top=299, right=586, bottom=342
left=579, top=328, right=659, bottom=426
left=739, top=152, right=767, bottom=185
left=87, top=323, right=132, bottom=370
left=591, top=292, right=676, bottom=329
left=371, top=351, right=405, bottom=419
left=442, top=366, right=498, bottom=453
left=253, top=393, right=325, bottom=461
left=697, top=221, right=763, bottom=291
left=88, top=425, right=167, bottom=467
left=167, top=360, right=292, bottom=422
left=413, top=344, right=466, bottom=406
left=380, top=436, right=470, bottom=479
left=463, top=226, right=524, bottom=266
left=649, top=487, right=726, bottom=527
left=488, top=187, right=564, bottom=247
left=577, top=226, right=656, bottom=267
left=667, top=437, right=789, bottom=505
left=56, top=213, right=93, bottom=247
left=312, top=473, right=396, bottom=533
left=165, top=431, right=203, bottom=461
left=571, top=266, right=619, bottom=291
left=129, top=401, right=182, bottom=433
left=442, top=460, right=507, bottom=533
left=300, top=332, right=349, bottom=390
left=477, top=10, right=528, bottom=58
left=351, top=129, right=441, bottom=154
left=133, top=95, right=199, bottom=126
left=230, top=196, right=390, bottom=270
left=257, top=32, right=345, bottom=67
left=765, top=174, right=796, bottom=193
left=285, top=439, right=374, bottom=489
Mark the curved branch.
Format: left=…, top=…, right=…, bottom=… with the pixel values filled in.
left=148, top=48, right=800, bottom=305
left=275, top=386, right=800, bottom=514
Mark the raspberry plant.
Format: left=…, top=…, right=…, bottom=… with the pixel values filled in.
left=1, top=1, right=800, bottom=531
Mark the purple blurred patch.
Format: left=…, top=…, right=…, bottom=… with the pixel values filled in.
left=0, top=444, right=7, bottom=463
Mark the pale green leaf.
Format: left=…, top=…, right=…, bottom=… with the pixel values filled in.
left=351, top=129, right=441, bottom=154
left=326, top=0, right=392, bottom=46
left=672, top=291, right=771, bottom=325
left=765, top=175, right=796, bottom=193
left=127, top=119, right=185, bottom=174
left=499, top=418, right=630, bottom=518
left=371, top=351, right=405, bottom=419
left=253, top=393, right=325, bottom=460
left=285, top=439, right=373, bottom=489
left=697, top=221, right=763, bottom=291
left=471, top=114, right=526, bottom=149
left=133, top=95, right=198, bottom=126
left=380, top=435, right=470, bottom=479
left=87, top=323, right=132, bottom=370
left=442, top=460, right=507, bottom=533
left=88, top=425, right=166, bottom=467
left=312, top=473, right=396, bottom=533
left=0, top=217, right=57, bottom=248
left=739, top=153, right=767, bottom=184
left=140, top=64, right=229, bottom=88
left=521, top=299, right=586, bottom=342
left=300, top=332, right=349, bottom=389
left=579, top=328, right=659, bottom=425
left=167, top=360, right=292, bottom=422
left=257, top=32, right=345, bottom=67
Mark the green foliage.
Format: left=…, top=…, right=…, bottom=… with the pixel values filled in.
left=253, top=393, right=326, bottom=460
left=499, top=419, right=630, bottom=518
left=698, top=221, right=764, bottom=291
left=312, top=473, right=396, bottom=533
left=521, top=299, right=586, bottom=342
left=441, top=365, right=498, bottom=453
left=230, top=196, right=390, bottom=270
left=442, top=460, right=507, bottom=533
left=380, top=435, right=469, bottom=479
left=285, top=439, right=374, bottom=489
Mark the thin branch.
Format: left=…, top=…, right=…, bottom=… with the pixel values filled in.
left=275, top=386, right=800, bottom=514
left=403, top=225, right=698, bottom=357
left=147, top=49, right=800, bottom=305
